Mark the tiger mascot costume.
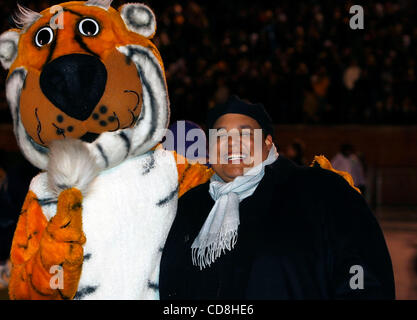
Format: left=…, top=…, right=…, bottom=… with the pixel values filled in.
left=0, top=0, right=212, bottom=299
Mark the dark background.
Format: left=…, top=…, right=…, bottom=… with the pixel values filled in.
left=0, top=0, right=416, bottom=299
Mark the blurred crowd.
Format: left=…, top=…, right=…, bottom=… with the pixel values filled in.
left=153, top=0, right=417, bottom=125
left=1, top=0, right=417, bottom=126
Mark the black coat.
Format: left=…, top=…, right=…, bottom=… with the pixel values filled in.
left=159, top=156, right=395, bottom=300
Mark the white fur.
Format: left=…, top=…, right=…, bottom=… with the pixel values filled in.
left=120, top=4, right=156, bottom=39
left=0, top=30, right=20, bottom=70
left=5, top=68, right=25, bottom=121
left=86, top=130, right=132, bottom=169
left=118, top=45, right=170, bottom=157
left=13, top=4, right=42, bottom=30
left=29, top=173, right=57, bottom=221
left=48, top=139, right=99, bottom=197
left=30, top=148, right=179, bottom=299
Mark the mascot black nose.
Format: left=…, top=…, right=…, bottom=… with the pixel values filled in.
left=40, top=54, right=107, bottom=121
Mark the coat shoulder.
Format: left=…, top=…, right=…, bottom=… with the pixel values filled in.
left=270, top=156, right=353, bottom=197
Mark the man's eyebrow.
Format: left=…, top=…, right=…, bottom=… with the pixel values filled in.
left=214, top=125, right=254, bottom=130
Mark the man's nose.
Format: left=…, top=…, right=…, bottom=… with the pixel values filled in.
left=228, top=135, right=243, bottom=150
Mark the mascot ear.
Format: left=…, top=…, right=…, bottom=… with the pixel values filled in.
left=119, top=3, right=156, bottom=39
left=0, top=30, right=20, bottom=70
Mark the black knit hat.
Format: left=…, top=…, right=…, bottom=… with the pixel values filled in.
left=206, top=96, right=274, bottom=136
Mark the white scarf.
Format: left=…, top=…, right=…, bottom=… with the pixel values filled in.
left=191, top=144, right=279, bottom=269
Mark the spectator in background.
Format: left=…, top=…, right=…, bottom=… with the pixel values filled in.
left=0, top=259, right=10, bottom=291
left=343, top=60, right=361, bottom=92
left=0, top=154, right=12, bottom=290
left=331, top=144, right=367, bottom=194
left=285, top=139, right=307, bottom=166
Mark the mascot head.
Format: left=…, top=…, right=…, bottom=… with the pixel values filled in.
left=0, top=0, right=169, bottom=171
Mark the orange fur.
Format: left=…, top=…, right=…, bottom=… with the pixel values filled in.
left=174, top=152, right=214, bottom=198
left=9, top=188, right=85, bottom=300
left=9, top=2, right=164, bottom=78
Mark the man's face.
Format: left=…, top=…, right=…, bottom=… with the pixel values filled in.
left=210, top=113, right=273, bottom=183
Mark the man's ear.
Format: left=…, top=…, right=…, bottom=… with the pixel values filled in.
left=0, top=30, right=20, bottom=70
left=119, top=3, right=156, bottom=39
left=265, top=134, right=273, bottom=150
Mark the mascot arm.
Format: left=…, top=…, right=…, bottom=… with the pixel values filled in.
left=9, top=188, right=85, bottom=300
left=311, top=155, right=361, bottom=194
left=173, top=151, right=214, bottom=198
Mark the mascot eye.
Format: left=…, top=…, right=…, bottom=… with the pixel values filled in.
left=35, top=27, right=54, bottom=47
left=78, top=18, right=100, bottom=37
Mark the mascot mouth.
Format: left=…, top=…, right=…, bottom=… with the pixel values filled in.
left=80, top=132, right=100, bottom=143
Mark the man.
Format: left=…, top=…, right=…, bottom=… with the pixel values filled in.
left=159, top=96, right=395, bottom=299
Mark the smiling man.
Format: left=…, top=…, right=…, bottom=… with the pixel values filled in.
left=159, top=96, right=395, bottom=300
left=208, top=112, right=274, bottom=182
